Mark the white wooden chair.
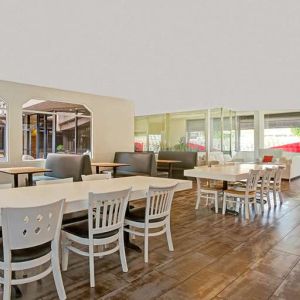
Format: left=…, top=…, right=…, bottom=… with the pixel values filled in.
left=270, top=166, right=284, bottom=205
left=124, top=184, right=177, bottom=263
left=256, top=168, right=274, bottom=213
left=61, top=188, right=131, bottom=287
left=195, top=178, right=223, bottom=213
left=81, top=173, right=111, bottom=181
left=0, top=199, right=66, bottom=300
left=222, top=170, right=261, bottom=220
left=36, top=177, right=74, bottom=186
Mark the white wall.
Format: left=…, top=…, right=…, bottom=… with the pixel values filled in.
left=1, top=1, right=300, bottom=116
left=0, top=80, right=134, bottom=184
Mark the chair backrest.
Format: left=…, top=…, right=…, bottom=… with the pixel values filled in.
left=245, top=169, right=261, bottom=193
left=274, top=166, right=284, bottom=187
left=45, top=153, right=92, bottom=181
left=145, top=184, right=177, bottom=222
left=82, top=173, right=111, bottom=181
left=0, top=183, right=13, bottom=189
left=36, top=177, right=74, bottom=186
left=88, top=188, right=131, bottom=236
left=260, top=168, right=274, bottom=191
left=1, top=199, right=65, bottom=251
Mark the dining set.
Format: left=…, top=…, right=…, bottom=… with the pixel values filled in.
left=0, top=173, right=191, bottom=299
left=185, top=163, right=285, bottom=220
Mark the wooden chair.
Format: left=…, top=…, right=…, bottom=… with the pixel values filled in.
left=195, top=178, right=223, bottom=213
left=0, top=200, right=66, bottom=300
left=36, top=177, right=74, bottom=186
left=256, top=168, right=274, bottom=213
left=81, top=173, right=111, bottom=181
left=124, top=184, right=177, bottom=263
left=222, top=170, right=261, bottom=220
left=61, top=188, right=131, bottom=287
left=270, top=166, right=284, bottom=205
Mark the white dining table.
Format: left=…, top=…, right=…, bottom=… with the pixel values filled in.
left=0, top=176, right=192, bottom=224
left=184, top=163, right=284, bottom=189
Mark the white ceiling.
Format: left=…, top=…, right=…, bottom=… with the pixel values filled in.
left=1, top=0, right=300, bottom=116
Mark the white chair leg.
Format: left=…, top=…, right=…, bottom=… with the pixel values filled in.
left=89, top=244, right=95, bottom=287
left=144, top=228, right=149, bottom=263
left=222, top=194, right=227, bottom=215
left=273, top=190, right=277, bottom=206
left=279, top=191, right=283, bottom=203
left=260, top=191, right=264, bottom=214
left=267, top=192, right=271, bottom=208
left=166, top=220, right=174, bottom=251
left=214, top=193, right=218, bottom=214
left=245, top=198, right=250, bottom=220
left=3, top=267, right=12, bottom=300
left=61, top=239, right=69, bottom=272
left=235, top=199, right=240, bottom=213
left=98, top=245, right=104, bottom=259
left=118, top=230, right=128, bottom=272
left=51, top=249, right=67, bottom=300
left=195, top=190, right=201, bottom=209
left=253, top=197, right=258, bottom=215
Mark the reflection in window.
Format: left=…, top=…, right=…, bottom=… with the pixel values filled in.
left=0, top=100, right=7, bottom=160
left=264, top=112, right=300, bottom=153
left=22, top=100, right=91, bottom=159
left=237, top=115, right=254, bottom=151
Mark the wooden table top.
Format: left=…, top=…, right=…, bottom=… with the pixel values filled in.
left=0, top=167, right=51, bottom=175
left=157, top=159, right=182, bottom=164
left=91, top=162, right=130, bottom=168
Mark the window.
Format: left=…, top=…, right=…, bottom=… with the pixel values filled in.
left=22, top=100, right=91, bottom=159
left=237, top=115, right=254, bottom=151
left=186, top=119, right=206, bottom=151
left=264, top=112, right=300, bottom=152
left=0, top=100, right=7, bottom=161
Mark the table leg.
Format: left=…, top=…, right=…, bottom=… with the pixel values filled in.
left=223, top=180, right=228, bottom=190
left=96, top=166, right=100, bottom=174
left=113, top=166, right=117, bottom=178
left=14, top=174, right=19, bottom=188
left=28, top=173, right=33, bottom=186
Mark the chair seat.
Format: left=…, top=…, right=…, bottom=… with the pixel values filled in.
left=126, top=207, right=166, bottom=223
left=0, top=240, right=51, bottom=263
left=62, top=220, right=119, bottom=239
left=224, top=189, right=256, bottom=197
left=62, top=211, right=89, bottom=225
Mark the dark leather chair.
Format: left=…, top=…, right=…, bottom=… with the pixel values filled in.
left=33, top=153, right=92, bottom=183
left=157, top=151, right=198, bottom=179
left=114, top=152, right=157, bottom=177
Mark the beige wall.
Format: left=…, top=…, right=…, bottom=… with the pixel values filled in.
left=0, top=80, right=134, bottom=184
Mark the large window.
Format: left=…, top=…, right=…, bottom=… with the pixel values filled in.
left=237, top=115, right=254, bottom=151
left=264, top=112, right=300, bottom=152
left=0, top=100, right=7, bottom=161
left=186, top=119, right=206, bottom=151
left=22, top=100, right=91, bottom=159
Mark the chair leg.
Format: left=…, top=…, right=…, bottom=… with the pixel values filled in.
left=273, top=190, right=277, bottom=206
left=279, top=190, right=283, bottom=203
left=61, top=239, right=69, bottom=272
left=195, top=190, right=201, bottom=209
left=267, top=191, right=271, bottom=208
left=260, top=191, right=264, bottom=214
left=253, top=197, right=258, bottom=215
left=89, top=244, right=95, bottom=287
left=245, top=198, right=250, bottom=220
left=166, top=220, right=174, bottom=251
left=119, top=230, right=128, bottom=272
left=222, top=194, right=227, bottom=215
left=144, top=228, right=149, bottom=263
left=214, top=193, right=218, bottom=214
left=3, top=267, right=12, bottom=300
left=51, top=249, right=66, bottom=300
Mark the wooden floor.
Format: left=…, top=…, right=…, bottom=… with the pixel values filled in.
left=6, top=179, right=300, bottom=300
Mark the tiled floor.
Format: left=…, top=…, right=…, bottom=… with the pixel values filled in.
left=4, top=179, right=300, bottom=299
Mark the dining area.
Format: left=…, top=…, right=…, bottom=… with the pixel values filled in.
left=0, top=170, right=192, bottom=299
left=185, top=163, right=285, bottom=220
